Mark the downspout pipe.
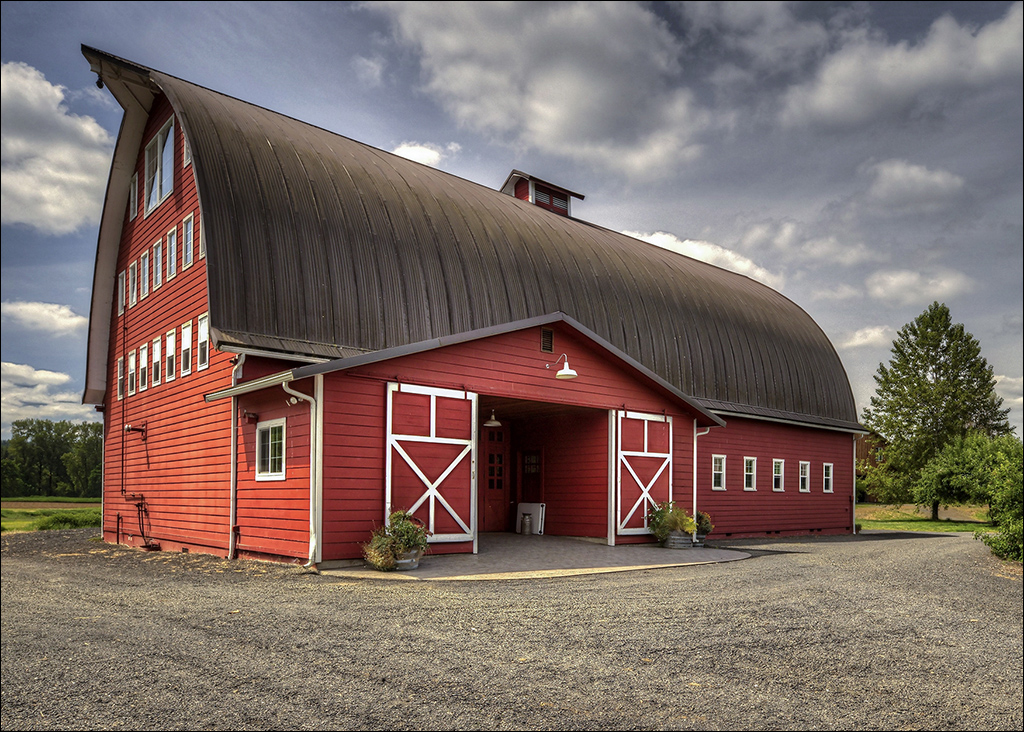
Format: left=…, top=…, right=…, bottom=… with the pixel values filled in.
left=693, top=419, right=711, bottom=542
left=282, top=379, right=320, bottom=569
left=228, top=354, right=245, bottom=560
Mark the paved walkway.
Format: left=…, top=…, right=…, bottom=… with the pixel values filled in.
left=319, top=532, right=749, bottom=581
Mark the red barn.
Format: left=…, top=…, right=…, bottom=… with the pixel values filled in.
left=82, top=47, right=864, bottom=566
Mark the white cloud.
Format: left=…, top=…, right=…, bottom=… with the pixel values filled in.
left=865, top=268, right=974, bottom=306
left=738, top=220, right=882, bottom=266
left=391, top=141, right=461, bottom=167
left=353, top=55, right=385, bottom=87
left=995, top=374, right=1024, bottom=407
left=811, top=283, right=861, bottom=302
left=840, top=325, right=894, bottom=349
left=1, top=62, right=113, bottom=235
left=624, top=230, right=784, bottom=289
left=1, top=301, right=87, bottom=337
left=1, top=362, right=96, bottom=435
left=372, top=2, right=714, bottom=178
left=781, top=2, right=1023, bottom=128
left=863, top=159, right=965, bottom=214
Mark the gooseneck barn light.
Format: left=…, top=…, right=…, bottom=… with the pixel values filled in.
left=546, top=353, right=578, bottom=380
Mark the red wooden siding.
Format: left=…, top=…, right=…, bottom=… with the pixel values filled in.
left=234, top=388, right=311, bottom=560
left=695, top=417, right=854, bottom=537
left=102, top=94, right=235, bottom=556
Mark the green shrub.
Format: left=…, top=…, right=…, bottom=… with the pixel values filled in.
left=976, top=518, right=1023, bottom=562
left=34, top=509, right=101, bottom=531
left=646, top=501, right=695, bottom=544
left=362, top=510, right=430, bottom=571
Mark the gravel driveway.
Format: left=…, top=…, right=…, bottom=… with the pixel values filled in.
left=2, top=529, right=1021, bottom=730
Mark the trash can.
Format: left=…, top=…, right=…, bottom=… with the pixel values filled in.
left=521, top=513, right=533, bottom=535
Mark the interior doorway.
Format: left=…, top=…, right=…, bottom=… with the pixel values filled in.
left=480, top=424, right=511, bottom=531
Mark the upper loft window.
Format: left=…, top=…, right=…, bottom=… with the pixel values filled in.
left=145, top=117, right=174, bottom=213
left=499, top=171, right=583, bottom=218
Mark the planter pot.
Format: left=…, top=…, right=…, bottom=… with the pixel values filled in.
left=694, top=533, right=707, bottom=547
left=394, top=548, right=423, bottom=571
left=664, top=531, right=693, bottom=549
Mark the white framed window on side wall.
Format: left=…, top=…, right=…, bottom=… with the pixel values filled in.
left=712, top=455, right=726, bottom=491
left=256, top=418, right=286, bottom=481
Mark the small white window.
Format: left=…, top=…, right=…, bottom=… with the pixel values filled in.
left=117, top=271, right=125, bottom=316
left=197, top=313, right=209, bottom=370
left=117, top=357, right=124, bottom=400
left=712, top=455, right=726, bottom=491
left=167, top=226, right=178, bottom=280
left=823, top=463, right=834, bottom=493
left=139, top=343, right=148, bottom=392
left=256, top=418, right=286, bottom=481
left=180, top=320, right=192, bottom=376
left=165, top=329, right=176, bottom=382
left=129, top=261, right=138, bottom=307
left=182, top=214, right=194, bottom=269
left=128, top=173, right=138, bottom=221
left=773, top=459, right=784, bottom=492
left=799, top=461, right=810, bottom=493
left=140, top=252, right=150, bottom=300
left=151, top=337, right=161, bottom=386
left=127, top=350, right=137, bottom=396
left=144, top=117, right=174, bottom=213
left=744, top=457, right=756, bottom=491
left=153, top=240, right=163, bottom=290
left=183, top=134, right=192, bottom=167
left=198, top=218, right=205, bottom=259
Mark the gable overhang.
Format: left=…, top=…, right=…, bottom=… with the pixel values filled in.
left=206, top=312, right=725, bottom=429
left=80, top=46, right=162, bottom=404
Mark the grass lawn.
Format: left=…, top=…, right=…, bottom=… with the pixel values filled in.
left=856, top=503, right=991, bottom=533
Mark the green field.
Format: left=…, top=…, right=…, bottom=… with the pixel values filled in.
left=855, top=503, right=991, bottom=533
left=1, top=498, right=102, bottom=532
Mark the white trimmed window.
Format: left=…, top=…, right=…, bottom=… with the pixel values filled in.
left=799, top=461, right=810, bottom=493
left=151, top=337, right=161, bottom=386
left=197, top=313, right=209, bottom=370
left=180, top=320, right=192, bottom=376
left=117, top=357, right=124, bottom=400
left=128, top=173, right=138, bottom=221
left=139, top=343, right=148, bottom=392
left=117, top=271, right=125, bottom=315
left=198, top=217, right=205, bottom=259
left=183, top=134, right=192, bottom=167
left=129, top=261, right=138, bottom=307
left=744, top=457, right=756, bottom=491
left=165, top=329, right=176, bottom=382
left=256, top=418, right=286, bottom=481
left=773, top=459, right=784, bottom=492
left=823, top=463, right=834, bottom=493
left=182, top=213, right=194, bottom=269
left=153, top=240, right=163, bottom=290
left=712, top=455, right=726, bottom=491
left=127, top=350, right=137, bottom=396
left=140, top=251, right=150, bottom=300
left=144, top=117, right=174, bottom=213
left=167, top=226, right=177, bottom=280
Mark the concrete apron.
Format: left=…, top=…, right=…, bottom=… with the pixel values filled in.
left=318, top=533, right=750, bottom=581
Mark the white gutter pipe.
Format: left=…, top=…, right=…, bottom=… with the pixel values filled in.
left=228, top=354, right=245, bottom=560
left=282, top=378, right=321, bottom=569
left=693, top=420, right=711, bottom=542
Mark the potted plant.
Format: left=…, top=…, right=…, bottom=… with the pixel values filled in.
left=695, top=510, right=714, bottom=545
left=646, top=501, right=696, bottom=548
left=362, top=510, right=430, bottom=571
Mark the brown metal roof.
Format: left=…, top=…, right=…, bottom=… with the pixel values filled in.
left=84, top=47, right=860, bottom=430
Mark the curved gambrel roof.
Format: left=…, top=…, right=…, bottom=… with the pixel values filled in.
left=84, top=47, right=859, bottom=431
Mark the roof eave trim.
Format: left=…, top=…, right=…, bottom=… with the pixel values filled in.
left=289, top=312, right=725, bottom=428
left=205, top=371, right=296, bottom=402
left=708, top=408, right=868, bottom=435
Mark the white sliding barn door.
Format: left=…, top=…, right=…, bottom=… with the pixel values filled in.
left=616, top=410, right=673, bottom=536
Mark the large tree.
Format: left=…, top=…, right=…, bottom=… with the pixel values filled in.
left=862, top=302, right=1011, bottom=518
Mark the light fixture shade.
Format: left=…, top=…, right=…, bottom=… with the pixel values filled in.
left=483, top=410, right=502, bottom=427
left=555, top=359, right=578, bottom=379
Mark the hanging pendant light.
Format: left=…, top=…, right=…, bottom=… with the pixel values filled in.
left=484, top=410, right=502, bottom=427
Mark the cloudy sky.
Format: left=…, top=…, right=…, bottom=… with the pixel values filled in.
left=2, top=1, right=1022, bottom=438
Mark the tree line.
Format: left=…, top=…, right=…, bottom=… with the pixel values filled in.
left=1, top=419, right=103, bottom=498
left=861, top=302, right=1022, bottom=561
